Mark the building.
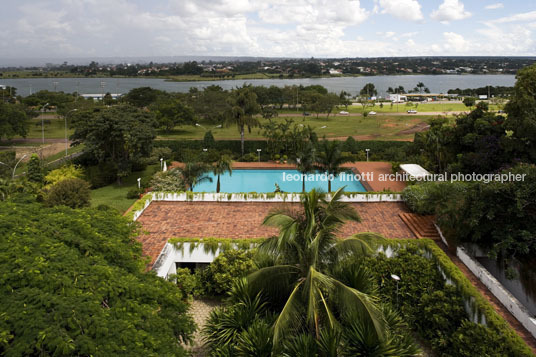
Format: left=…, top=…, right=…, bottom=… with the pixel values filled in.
left=81, top=93, right=124, bottom=101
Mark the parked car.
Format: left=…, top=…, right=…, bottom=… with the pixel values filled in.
left=368, top=111, right=377, bottom=115
left=407, top=109, right=418, bottom=114
left=303, top=112, right=310, bottom=116
left=339, top=111, right=349, bottom=115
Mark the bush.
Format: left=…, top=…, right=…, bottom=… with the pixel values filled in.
left=402, top=181, right=467, bottom=215
left=27, top=154, right=43, bottom=183
left=150, top=171, right=185, bottom=191
left=238, top=153, right=258, bottom=162
left=173, top=268, right=202, bottom=298
left=0, top=151, right=15, bottom=179
left=85, top=161, right=117, bottom=188
left=203, top=250, right=256, bottom=295
left=44, top=178, right=91, bottom=208
left=44, top=164, right=85, bottom=187
left=203, top=130, right=216, bottom=148
left=126, top=187, right=143, bottom=199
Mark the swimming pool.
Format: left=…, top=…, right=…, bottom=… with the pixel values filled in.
left=192, top=169, right=367, bottom=193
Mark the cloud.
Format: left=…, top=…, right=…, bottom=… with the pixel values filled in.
left=442, top=32, right=470, bottom=52
left=431, top=0, right=471, bottom=24
left=485, top=3, right=503, bottom=10
left=377, top=0, right=424, bottom=22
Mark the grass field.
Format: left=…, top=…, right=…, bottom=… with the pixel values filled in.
left=278, top=102, right=502, bottom=114
left=90, top=164, right=159, bottom=213
left=158, top=114, right=438, bottom=141
left=24, top=115, right=74, bottom=140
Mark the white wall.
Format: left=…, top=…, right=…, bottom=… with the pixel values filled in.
left=457, top=247, right=536, bottom=338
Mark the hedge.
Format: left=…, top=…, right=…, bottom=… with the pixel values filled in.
left=154, top=139, right=414, bottom=162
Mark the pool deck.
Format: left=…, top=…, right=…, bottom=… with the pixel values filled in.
left=137, top=201, right=414, bottom=267
left=170, top=161, right=406, bottom=192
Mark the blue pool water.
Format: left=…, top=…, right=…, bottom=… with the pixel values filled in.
left=192, top=169, right=366, bottom=193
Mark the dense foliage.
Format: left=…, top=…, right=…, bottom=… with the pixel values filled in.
left=44, top=177, right=91, bottom=208
left=0, top=202, right=195, bottom=356
left=363, top=239, right=534, bottom=357
left=0, top=103, right=29, bottom=140
left=71, top=105, right=157, bottom=182
left=403, top=164, right=536, bottom=259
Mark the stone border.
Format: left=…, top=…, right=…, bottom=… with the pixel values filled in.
left=457, top=246, right=536, bottom=338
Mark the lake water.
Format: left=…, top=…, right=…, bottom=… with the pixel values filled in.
left=192, top=169, right=366, bottom=193
left=0, top=74, right=516, bottom=97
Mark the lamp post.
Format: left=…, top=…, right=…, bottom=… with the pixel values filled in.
left=365, top=148, right=370, bottom=162
left=100, top=81, right=106, bottom=103
left=41, top=103, right=49, bottom=145
left=391, top=274, right=401, bottom=307
left=137, top=177, right=141, bottom=189
left=64, top=109, right=78, bottom=157
left=160, top=158, right=163, bottom=171
left=195, top=123, right=205, bottom=130
left=257, top=148, right=261, bottom=162
left=0, top=154, right=27, bottom=179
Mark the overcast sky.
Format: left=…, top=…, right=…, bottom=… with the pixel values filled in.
left=0, top=0, right=534, bottom=61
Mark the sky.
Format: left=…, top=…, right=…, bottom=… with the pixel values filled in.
left=0, top=0, right=535, bottom=61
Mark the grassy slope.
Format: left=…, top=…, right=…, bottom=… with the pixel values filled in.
left=90, top=164, right=159, bottom=213
left=158, top=114, right=438, bottom=141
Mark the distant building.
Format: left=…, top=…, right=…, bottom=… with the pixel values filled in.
left=81, top=93, right=124, bottom=101
left=389, top=94, right=407, bottom=102
left=478, top=95, right=488, bottom=100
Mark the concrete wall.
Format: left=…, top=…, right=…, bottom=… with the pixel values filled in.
left=457, top=247, right=536, bottom=338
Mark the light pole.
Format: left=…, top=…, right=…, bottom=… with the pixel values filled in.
left=257, top=148, right=261, bottom=162
left=160, top=158, right=163, bottom=171
left=137, top=177, right=141, bottom=189
left=195, top=123, right=205, bottom=130
left=0, top=154, right=27, bottom=179
left=41, top=103, right=49, bottom=145
left=365, top=149, right=370, bottom=162
left=64, top=109, right=78, bottom=157
left=391, top=274, right=400, bottom=307
left=100, top=81, right=106, bottom=103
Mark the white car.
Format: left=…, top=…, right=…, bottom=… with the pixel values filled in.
left=339, top=111, right=349, bottom=115
left=407, top=109, right=418, bottom=114
left=368, top=111, right=377, bottom=115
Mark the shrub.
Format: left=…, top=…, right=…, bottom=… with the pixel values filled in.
left=173, top=268, right=202, bottom=298
left=238, top=153, right=258, bottom=162
left=27, top=154, right=43, bottom=183
left=149, top=146, right=173, bottom=163
left=150, top=171, right=185, bottom=191
left=44, top=178, right=91, bottom=208
left=126, top=187, right=143, bottom=199
left=204, top=250, right=256, bottom=295
left=85, top=161, right=117, bottom=188
left=203, top=130, right=216, bottom=148
left=0, top=151, right=15, bottom=178
left=44, top=164, right=85, bottom=187
left=402, top=181, right=467, bottom=215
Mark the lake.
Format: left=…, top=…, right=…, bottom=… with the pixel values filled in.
left=0, top=74, right=516, bottom=97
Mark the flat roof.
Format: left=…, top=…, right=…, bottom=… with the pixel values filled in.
left=400, top=164, right=431, bottom=178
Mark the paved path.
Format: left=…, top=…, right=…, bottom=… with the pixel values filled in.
left=137, top=201, right=414, bottom=266
left=187, top=299, right=221, bottom=357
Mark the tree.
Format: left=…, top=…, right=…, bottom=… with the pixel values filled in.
left=360, top=83, right=377, bottom=98
left=27, top=154, right=43, bottom=183
left=0, top=103, right=29, bottom=140
left=124, top=87, right=167, bottom=107
left=315, top=140, right=352, bottom=192
left=225, top=87, right=261, bottom=156
left=70, top=105, right=157, bottom=183
left=505, top=63, right=536, bottom=162
left=152, top=97, right=195, bottom=132
left=213, top=155, right=232, bottom=193
left=247, top=189, right=386, bottom=344
left=294, top=142, right=316, bottom=192
left=463, top=97, right=476, bottom=108
left=44, top=177, right=91, bottom=208
left=0, top=202, right=195, bottom=355
left=173, top=161, right=212, bottom=190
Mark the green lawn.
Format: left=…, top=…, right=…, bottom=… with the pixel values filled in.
left=158, top=114, right=439, bottom=141
left=278, top=102, right=502, bottom=114
left=90, top=164, right=159, bottom=213
left=25, top=115, right=74, bottom=140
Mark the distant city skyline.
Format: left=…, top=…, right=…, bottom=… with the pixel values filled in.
left=0, top=0, right=534, bottom=61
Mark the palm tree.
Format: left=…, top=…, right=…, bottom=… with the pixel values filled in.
left=294, top=142, right=316, bottom=193
left=225, top=87, right=261, bottom=157
left=247, top=189, right=386, bottom=345
left=315, top=140, right=352, bottom=192
left=213, top=155, right=232, bottom=193
left=173, top=161, right=212, bottom=190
